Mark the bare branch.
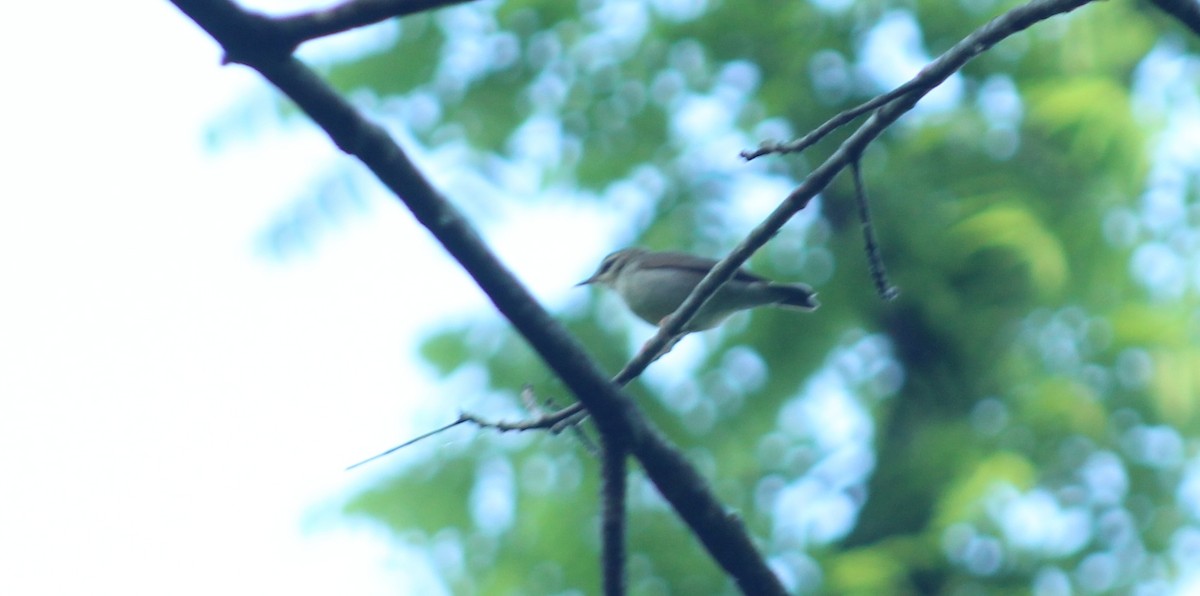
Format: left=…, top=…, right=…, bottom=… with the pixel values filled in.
left=275, top=0, right=474, bottom=48
left=744, top=0, right=1095, bottom=161
left=459, top=403, right=583, bottom=433
left=541, top=393, right=599, bottom=455
left=348, top=384, right=599, bottom=466
left=346, top=391, right=589, bottom=471
left=741, top=81, right=920, bottom=161
left=1148, top=0, right=1200, bottom=37
left=167, top=1, right=789, bottom=592
left=624, top=0, right=1096, bottom=384
left=601, top=437, right=627, bottom=596
left=179, top=0, right=476, bottom=63
left=168, top=0, right=1097, bottom=591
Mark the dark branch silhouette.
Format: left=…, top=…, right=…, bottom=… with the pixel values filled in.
left=275, top=0, right=474, bottom=48
left=331, top=0, right=1102, bottom=478
left=168, top=1, right=790, bottom=593
left=1149, top=0, right=1200, bottom=37
left=615, top=0, right=1097, bottom=400
left=347, top=416, right=468, bottom=470
left=601, top=437, right=627, bottom=596
left=162, top=0, right=1131, bottom=591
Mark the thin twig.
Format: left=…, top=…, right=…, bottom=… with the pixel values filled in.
left=377, top=331, right=679, bottom=460
left=850, top=158, right=899, bottom=301
left=347, top=416, right=468, bottom=470
left=741, top=80, right=925, bottom=161
left=347, top=401, right=591, bottom=470
left=545, top=396, right=599, bottom=455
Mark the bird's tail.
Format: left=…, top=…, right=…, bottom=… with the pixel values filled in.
left=770, top=283, right=820, bottom=311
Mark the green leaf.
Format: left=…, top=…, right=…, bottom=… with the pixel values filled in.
left=950, top=202, right=1068, bottom=296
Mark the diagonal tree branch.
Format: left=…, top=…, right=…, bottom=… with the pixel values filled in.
left=168, top=0, right=1102, bottom=590
left=620, top=0, right=1098, bottom=386
left=251, top=56, right=787, bottom=596
left=275, top=0, right=474, bottom=48
left=338, top=0, right=1200, bottom=458
left=179, top=0, right=473, bottom=61
left=167, top=1, right=789, bottom=593
left=1148, top=0, right=1200, bottom=37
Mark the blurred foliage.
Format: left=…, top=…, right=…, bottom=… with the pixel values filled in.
left=232, top=0, right=1200, bottom=592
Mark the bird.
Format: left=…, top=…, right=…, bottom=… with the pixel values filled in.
left=577, top=247, right=819, bottom=331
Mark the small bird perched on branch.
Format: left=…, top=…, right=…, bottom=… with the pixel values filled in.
left=577, top=248, right=819, bottom=331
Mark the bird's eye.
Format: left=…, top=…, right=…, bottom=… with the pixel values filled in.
left=599, top=256, right=617, bottom=274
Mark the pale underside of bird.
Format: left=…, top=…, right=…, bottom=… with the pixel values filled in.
left=579, top=248, right=819, bottom=331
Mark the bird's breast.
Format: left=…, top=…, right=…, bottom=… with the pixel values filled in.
left=615, top=268, right=702, bottom=324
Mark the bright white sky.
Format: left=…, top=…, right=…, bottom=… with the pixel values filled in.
left=0, top=2, right=613, bottom=594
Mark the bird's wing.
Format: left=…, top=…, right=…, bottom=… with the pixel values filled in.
left=637, top=251, right=768, bottom=282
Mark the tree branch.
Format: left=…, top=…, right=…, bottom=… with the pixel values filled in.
left=275, top=0, right=474, bottom=48
left=601, top=436, right=627, bottom=596
left=1148, top=0, right=1200, bottom=37
left=168, top=0, right=1097, bottom=591
left=741, top=81, right=920, bottom=161
left=626, top=0, right=1096, bottom=379
left=167, top=1, right=789, bottom=593
left=346, top=416, right=469, bottom=470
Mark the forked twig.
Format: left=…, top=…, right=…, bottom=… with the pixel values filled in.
left=741, top=81, right=925, bottom=161
left=345, top=388, right=592, bottom=472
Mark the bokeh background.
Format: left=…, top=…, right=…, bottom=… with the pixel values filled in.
left=4, top=0, right=1200, bottom=594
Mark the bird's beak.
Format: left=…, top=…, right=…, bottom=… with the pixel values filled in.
left=575, top=276, right=597, bottom=287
